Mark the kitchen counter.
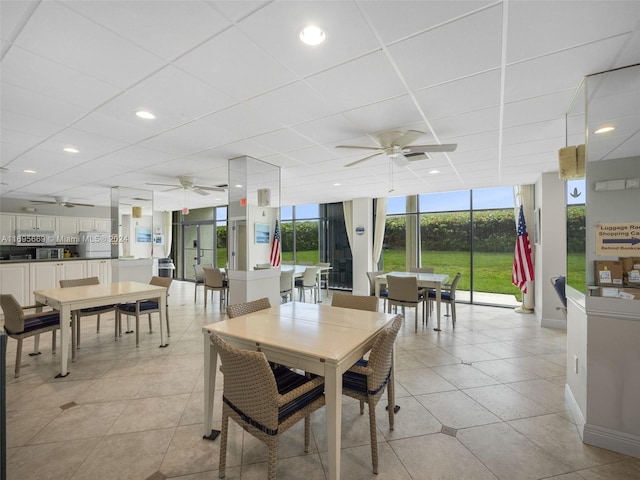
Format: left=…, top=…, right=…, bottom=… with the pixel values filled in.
left=0, top=257, right=111, bottom=264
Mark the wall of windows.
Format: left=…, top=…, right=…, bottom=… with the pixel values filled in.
left=383, top=187, right=521, bottom=307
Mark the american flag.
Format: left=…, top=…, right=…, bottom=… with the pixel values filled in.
left=270, top=220, right=281, bottom=267
left=512, top=205, right=534, bottom=293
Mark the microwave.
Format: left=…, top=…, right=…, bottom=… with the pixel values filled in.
left=16, top=230, right=56, bottom=246
left=36, top=248, right=65, bottom=260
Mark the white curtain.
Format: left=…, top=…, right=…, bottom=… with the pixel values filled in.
left=372, top=197, right=387, bottom=266
left=343, top=200, right=353, bottom=250
left=163, top=211, right=172, bottom=258
left=513, top=185, right=535, bottom=310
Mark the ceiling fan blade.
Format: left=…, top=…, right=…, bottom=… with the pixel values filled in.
left=192, top=188, right=211, bottom=196
left=30, top=200, right=57, bottom=205
left=194, top=185, right=226, bottom=192
left=403, top=143, right=457, bottom=153
left=335, top=145, right=382, bottom=151
left=68, top=202, right=95, bottom=207
left=344, top=152, right=384, bottom=167
left=393, top=130, right=425, bottom=147
left=146, top=182, right=180, bottom=188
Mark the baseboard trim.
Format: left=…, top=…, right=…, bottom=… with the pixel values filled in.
left=583, top=423, right=640, bottom=459
left=565, top=384, right=585, bottom=438
left=541, top=318, right=567, bottom=329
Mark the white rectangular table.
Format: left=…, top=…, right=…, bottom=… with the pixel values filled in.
left=202, top=301, right=396, bottom=480
left=34, top=281, right=168, bottom=377
left=375, top=271, right=449, bottom=331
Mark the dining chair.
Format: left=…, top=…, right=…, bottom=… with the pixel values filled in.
left=428, top=272, right=462, bottom=328
left=193, top=264, right=205, bottom=303
left=211, top=333, right=325, bottom=480
left=409, top=267, right=434, bottom=273
left=366, top=271, right=388, bottom=310
left=342, top=315, right=403, bottom=474
left=331, top=292, right=378, bottom=312
left=386, top=275, right=427, bottom=332
left=318, top=262, right=331, bottom=297
left=59, top=276, right=116, bottom=357
left=115, top=276, right=172, bottom=347
left=295, top=266, right=319, bottom=303
left=226, top=297, right=271, bottom=318
left=203, top=266, right=229, bottom=309
left=1, top=294, right=60, bottom=378
left=279, top=269, right=294, bottom=303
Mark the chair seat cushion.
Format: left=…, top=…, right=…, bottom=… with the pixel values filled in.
left=6, top=312, right=60, bottom=335
left=78, top=305, right=115, bottom=314
left=343, top=358, right=390, bottom=396
left=379, top=289, right=388, bottom=298
left=273, top=366, right=325, bottom=423
left=118, top=300, right=159, bottom=313
left=427, top=290, right=452, bottom=301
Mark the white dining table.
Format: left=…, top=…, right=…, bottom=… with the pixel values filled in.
left=280, top=264, right=332, bottom=303
left=375, top=271, right=450, bottom=331
left=33, top=281, right=168, bottom=377
left=202, top=301, right=396, bottom=480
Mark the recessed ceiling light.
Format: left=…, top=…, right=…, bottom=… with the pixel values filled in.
left=234, top=184, right=243, bottom=188
left=63, top=147, right=79, bottom=153
left=299, top=25, right=326, bottom=46
left=23, top=169, right=37, bottom=174
left=429, top=169, right=440, bottom=174
left=333, top=183, right=341, bottom=186
left=594, top=126, right=615, bottom=134
left=135, top=110, right=156, bottom=120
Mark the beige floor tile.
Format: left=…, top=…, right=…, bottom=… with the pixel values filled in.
left=509, top=414, right=628, bottom=470
left=107, top=394, right=190, bottom=435
left=473, top=358, right=540, bottom=383
left=463, top=384, right=552, bottom=420
left=475, top=341, right=532, bottom=359
left=7, top=379, right=95, bottom=411
left=376, top=395, right=442, bottom=441
left=576, top=458, right=640, bottom=479
left=457, top=423, right=572, bottom=479
left=506, top=378, right=569, bottom=412
left=391, top=432, right=499, bottom=479
left=396, top=367, right=456, bottom=395
left=504, top=355, right=566, bottom=378
left=441, top=344, right=500, bottom=362
left=431, top=363, right=501, bottom=389
left=6, top=407, right=62, bottom=447
left=407, top=347, right=461, bottom=367
left=136, top=369, right=200, bottom=398
left=76, top=375, right=146, bottom=403
left=319, top=443, right=412, bottom=479
left=415, top=390, right=501, bottom=429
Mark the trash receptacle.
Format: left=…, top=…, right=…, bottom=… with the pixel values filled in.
left=158, top=258, right=175, bottom=278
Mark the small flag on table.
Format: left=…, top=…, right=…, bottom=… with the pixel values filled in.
left=270, top=220, right=281, bottom=267
left=512, top=205, right=534, bottom=293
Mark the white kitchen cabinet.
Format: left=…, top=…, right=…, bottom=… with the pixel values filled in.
left=57, top=217, right=79, bottom=244
left=29, top=260, right=87, bottom=304
left=87, top=259, right=112, bottom=284
left=0, top=262, right=30, bottom=306
left=16, top=214, right=56, bottom=231
left=0, top=213, right=16, bottom=245
left=77, top=217, right=111, bottom=232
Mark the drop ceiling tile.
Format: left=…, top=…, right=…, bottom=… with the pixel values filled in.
left=0, top=110, right=65, bottom=141
left=360, top=1, right=495, bottom=45
left=249, top=128, right=314, bottom=153
left=506, top=1, right=640, bottom=63
left=430, top=106, right=500, bottom=138
left=1, top=0, right=36, bottom=43
left=503, top=90, right=576, bottom=128
left=291, top=114, right=364, bottom=145
left=175, top=27, right=297, bottom=101
left=388, top=4, right=503, bottom=90
left=65, top=0, right=230, bottom=61
left=36, top=127, right=130, bottom=159
left=305, top=51, right=407, bottom=112
left=235, top=1, right=381, bottom=78
left=1, top=46, right=122, bottom=108
left=502, top=120, right=565, bottom=146
left=206, top=1, right=270, bottom=22
left=203, top=103, right=284, bottom=139
left=72, top=111, right=159, bottom=145
left=504, top=36, right=630, bottom=102
left=341, top=95, right=424, bottom=134
left=15, top=1, right=165, bottom=88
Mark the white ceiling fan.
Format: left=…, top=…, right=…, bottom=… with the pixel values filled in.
left=146, top=176, right=227, bottom=196
left=337, top=130, right=457, bottom=167
left=30, top=196, right=94, bottom=208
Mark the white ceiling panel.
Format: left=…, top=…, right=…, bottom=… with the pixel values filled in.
left=341, top=95, right=423, bottom=134
left=14, top=1, right=165, bottom=88
left=65, top=0, right=231, bottom=61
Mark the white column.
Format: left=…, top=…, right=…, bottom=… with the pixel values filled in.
left=350, top=198, right=373, bottom=295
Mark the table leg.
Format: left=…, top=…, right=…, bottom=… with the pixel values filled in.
left=158, top=293, right=168, bottom=348
left=325, top=364, right=341, bottom=480
left=316, top=270, right=322, bottom=303
left=203, top=332, right=220, bottom=440
left=56, top=305, right=71, bottom=378
left=434, top=285, right=442, bottom=332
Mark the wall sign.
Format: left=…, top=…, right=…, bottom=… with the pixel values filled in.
left=595, top=223, right=640, bottom=255
left=355, top=226, right=365, bottom=236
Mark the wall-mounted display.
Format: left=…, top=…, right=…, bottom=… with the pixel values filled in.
left=255, top=223, right=269, bottom=244
left=135, top=227, right=152, bottom=243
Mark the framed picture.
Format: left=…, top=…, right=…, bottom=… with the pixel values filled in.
left=255, top=223, right=270, bottom=244
left=153, top=234, right=164, bottom=245
left=533, top=208, right=541, bottom=245
left=135, top=227, right=152, bottom=243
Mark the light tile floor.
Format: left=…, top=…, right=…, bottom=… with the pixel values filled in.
left=4, top=281, right=640, bottom=479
